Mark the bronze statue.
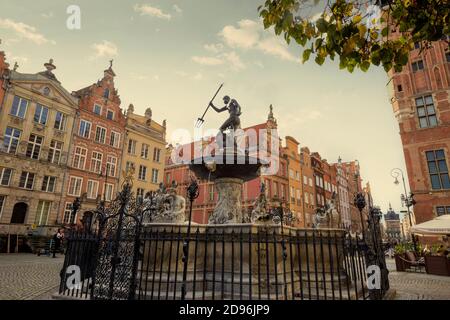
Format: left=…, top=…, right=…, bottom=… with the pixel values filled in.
left=209, top=95, right=242, bottom=133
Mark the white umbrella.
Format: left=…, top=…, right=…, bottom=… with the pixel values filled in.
left=410, top=215, right=450, bottom=236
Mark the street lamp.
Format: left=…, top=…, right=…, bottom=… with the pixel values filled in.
left=390, top=168, right=417, bottom=252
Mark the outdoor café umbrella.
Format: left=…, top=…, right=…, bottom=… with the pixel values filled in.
left=410, top=214, right=450, bottom=236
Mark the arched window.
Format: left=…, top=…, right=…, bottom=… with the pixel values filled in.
left=11, top=202, right=28, bottom=224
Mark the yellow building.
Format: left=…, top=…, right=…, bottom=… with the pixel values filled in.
left=0, top=60, right=78, bottom=252
left=120, top=105, right=166, bottom=198
left=283, top=136, right=304, bottom=227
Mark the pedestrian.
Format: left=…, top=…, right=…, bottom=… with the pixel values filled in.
left=52, top=228, right=63, bottom=258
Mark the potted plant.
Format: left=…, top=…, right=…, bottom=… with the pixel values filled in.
left=394, top=244, right=407, bottom=272
left=424, top=244, right=450, bottom=276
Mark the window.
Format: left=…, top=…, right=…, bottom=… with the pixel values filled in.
left=426, top=150, right=450, bottom=190
left=141, top=144, right=149, bottom=159
left=106, top=155, right=117, bottom=177
left=166, top=173, right=171, bottom=184
left=103, top=89, right=110, bottom=99
left=128, top=139, right=137, bottom=155
left=436, top=206, right=450, bottom=216
left=110, top=131, right=120, bottom=148
left=34, top=104, right=48, bottom=125
left=68, top=176, right=83, bottom=196
left=87, top=180, right=99, bottom=199
left=35, top=201, right=51, bottom=226
left=19, top=171, right=35, bottom=190
left=310, top=193, right=314, bottom=205
left=91, top=152, right=103, bottom=173
left=95, top=126, right=106, bottom=143
left=414, top=42, right=420, bottom=50
left=48, top=140, right=63, bottom=164
left=397, top=85, right=403, bottom=92
left=93, top=104, right=102, bottom=115
left=296, top=189, right=301, bottom=200
left=151, top=169, right=159, bottom=184
left=79, top=120, right=91, bottom=138
left=309, top=178, right=313, bottom=187
left=209, top=185, right=214, bottom=201
left=104, top=183, right=114, bottom=202
left=296, top=172, right=300, bottom=181
left=4, top=127, right=21, bottom=154
left=303, top=176, right=307, bottom=185
left=41, top=176, right=56, bottom=192
left=153, top=148, right=161, bottom=162
left=412, top=60, right=424, bottom=72
left=63, top=202, right=76, bottom=224
left=138, top=165, right=147, bottom=181
left=72, top=147, right=87, bottom=170
left=10, top=96, right=28, bottom=118
left=305, top=192, right=309, bottom=204
left=54, top=112, right=67, bottom=131
left=137, top=188, right=145, bottom=200
left=446, top=52, right=450, bottom=63
left=416, top=95, right=437, bottom=128
left=106, top=110, right=114, bottom=120
left=125, top=161, right=135, bottom=174
left=289, top=169, right=294, bottom=178
left=0, top=196, right=5, bottom=220
left=26, top=134, right=43, bottom=160
left=0, top=167, right=12, bottom=186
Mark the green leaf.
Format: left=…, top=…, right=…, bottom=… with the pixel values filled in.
left=315, top=55, right=325, bottom=65
left=316, top=18, right=328, bottom=33
left=302, top=49, right=312, bottom=63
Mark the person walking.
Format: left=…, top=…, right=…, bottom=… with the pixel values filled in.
left=52, top=229, right=63, bottom=258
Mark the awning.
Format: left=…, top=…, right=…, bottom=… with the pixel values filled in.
left=410, top=214, right=450, bottom=236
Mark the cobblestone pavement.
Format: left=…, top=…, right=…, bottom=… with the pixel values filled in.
left=386, top=258, right=450, bottom=300
left=0, top=253, right=64, bottom=300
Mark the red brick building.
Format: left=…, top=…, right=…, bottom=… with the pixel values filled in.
left=62, top=63, right=126, bottom=228
left=389, top=38, right=450, bottom=224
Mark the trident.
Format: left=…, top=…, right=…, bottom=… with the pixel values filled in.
left=195, top=83, right=224, bottom=128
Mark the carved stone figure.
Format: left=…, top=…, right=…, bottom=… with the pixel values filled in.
left=209, top=178, right=243, bottom=224
left=251, top=183, right=271, bottom=224
left=146, top=181, right=186, bottom=223
left=313, top=191, right=340, bottom=228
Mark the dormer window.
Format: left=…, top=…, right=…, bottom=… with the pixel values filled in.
left=103, top=88, right=110, bottom=99
left=412, top=60, right=424, bottom=72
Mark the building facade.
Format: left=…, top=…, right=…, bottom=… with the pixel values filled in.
left=63, top=64, right=126, bottom=230
left=283, top=136, right=304, bottom=227
left=121, top=104, right=166, bottom=198
left=0, top=60, right=79, bottom=252
left=389, top=37, right=450, bottom=224
left=299, top=147, right=316, bottom=227
left=384, top=205, right=401, bottom=242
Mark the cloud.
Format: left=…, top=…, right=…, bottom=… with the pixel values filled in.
left=204, top=43, right=223, bottom=53
left=192, top=51, right=245, bottom=71
left=175, top=70, right=188, bottom=77
left=219, top=19, right=298, bottom=63
left=5, top=52, right=28, bottom=64
left=220, top=19, right=260, bottom=49
left=221, top=51, right=245, bottom=71
left=0, top=18, right=55, bottom=45
left=91, top=40, right=118, bottom=59
left=192, top=56, right=224, bottom=66
left=173, top=4, right=182, bottom=14
left=130, top=72, right=148, bottom=80
left=41, top=12, right=54, bottom=19
left=134, top=4, right=171, bottom=20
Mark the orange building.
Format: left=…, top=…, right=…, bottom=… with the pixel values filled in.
left=62, top=63, right=126, bottom=228
left=299, top=147, right=316, bottom=227
left=389, top=37, right=450, bottom=224
left=283, top=136, right=304, bottom=227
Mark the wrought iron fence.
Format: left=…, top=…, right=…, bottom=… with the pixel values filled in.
left=57, top=182, right=389, bottom=301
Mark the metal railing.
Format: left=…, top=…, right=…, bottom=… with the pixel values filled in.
left=58, top=226, right=376, bottom=300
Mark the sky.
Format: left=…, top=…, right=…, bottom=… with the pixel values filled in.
left=0, top=0, right=410, bottom=217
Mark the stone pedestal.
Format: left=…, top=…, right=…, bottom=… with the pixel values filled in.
left=209, top=178, right=244, bottom=224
